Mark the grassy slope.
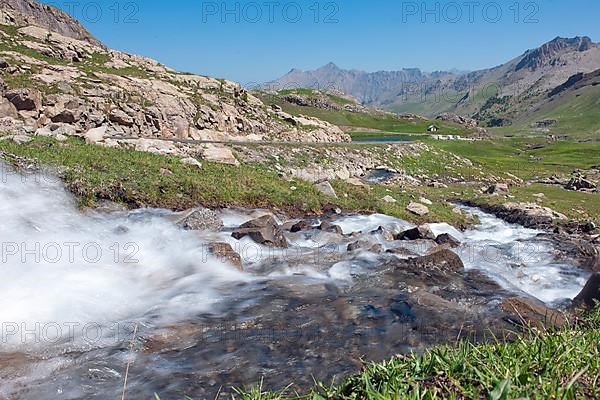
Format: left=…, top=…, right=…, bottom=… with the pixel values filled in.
left=489, top=85, right=600, bottom=138
left=526, top=85, right=600, bottom=135
left=258, top=93, right=471, bottom=135
left=425, top=138, right=600, bottom=179
left=420, top=138, right=600, bottom=223
left=236, top=308, right=599, bottom=400
left=0, top=137, right=468, bottom=225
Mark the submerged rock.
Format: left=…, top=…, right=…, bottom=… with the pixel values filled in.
left=290, top=220, right=313, bottom=233
left=232, top=215, right=288, bottom=248
left=500, top=297, right=565, bottom=330
left=208, top=242, right=243, bottom=271
left=370, top=226, right=395, bottom=241
left=435, top=233, right=461, bottom=248
left=396, top=225, right=436, bottom=241
left=347, top=240, right=384, bottom=253
left=393, top=249, right=464, bottom=274
left=319, top=221, right=343, bottom=235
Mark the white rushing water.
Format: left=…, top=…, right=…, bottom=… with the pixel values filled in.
left=0, top=165, right=246, bottom=350
left=0, top=164, right=589, bottom=352
left=458, top=207, right=590, bottom=303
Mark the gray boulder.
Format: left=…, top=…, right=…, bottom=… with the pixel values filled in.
left=565, top=177, right=597, bottom=191
left=232, top=215, right=288, bottom=248
left=177, top=208, right=223, bottom=231
left=485, top=183, right=509, bottom=194
left=314, top=181, right=338, bottom=198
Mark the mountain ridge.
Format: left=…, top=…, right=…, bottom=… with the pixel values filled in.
left=265, top=36, right=600, bottom=129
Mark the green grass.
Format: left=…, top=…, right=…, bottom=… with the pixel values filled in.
left=78, top=52, right=152, bottom=79
left=0, top=137, right=467, bottom=225
left=529, top=86, right=600, bottom=136
left=416, top=138, right=600, bottom=224
left=234, top=307, right=600, bottom=400
left=489, top=86, right=600, bottom=138
left=424, top=138, right=600, bottom=180
left=258, top=93, right=471, bottom=135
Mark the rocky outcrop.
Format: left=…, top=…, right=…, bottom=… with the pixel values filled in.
left=4, top=88, right=41, bottom=111
left=436, top=113, right=478, bottom=129
left=0, top=0, right=104, bottom=47
left=565, top=176, right=597, bottom=192
left=0, top=1, right=349, bottom=156
left=516, top=36, right=593, bottom=72
left=480, top=202, right=567, bottom=229
left=281, top=92, right=371, bottom=114
left=266, top=37, right=600, bottom=128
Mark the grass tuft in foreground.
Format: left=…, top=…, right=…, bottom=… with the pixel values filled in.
left=235, top=307, right=599, bottom=400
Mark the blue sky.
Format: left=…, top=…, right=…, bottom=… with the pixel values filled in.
left=41, top=0, right=600, bottom=84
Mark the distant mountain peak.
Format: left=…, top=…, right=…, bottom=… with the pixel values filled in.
left=516, top=35, right=596, bottom=71
left=319, top=62, right=340, bottom=70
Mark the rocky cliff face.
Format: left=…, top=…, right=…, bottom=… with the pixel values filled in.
left=0, top=0, right=103, bottom=47
left=515, top=36, right=594, bottom=72
left=0, top=0, right=349, bottom=148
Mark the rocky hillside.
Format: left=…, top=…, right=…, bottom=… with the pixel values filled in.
left=0, top=0, right=103, bottom=47
left=0, top=0, right=349, bottom=151
left=267, top=37, right=600, bottom=132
